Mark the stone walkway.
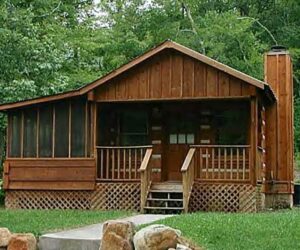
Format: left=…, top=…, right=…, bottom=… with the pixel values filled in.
left=39, top=214, right=174, bottom=250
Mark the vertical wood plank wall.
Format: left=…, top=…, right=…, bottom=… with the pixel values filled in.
left=94, top=50, right=257, bottom=101
left=264, top=51, right=294, bottom=194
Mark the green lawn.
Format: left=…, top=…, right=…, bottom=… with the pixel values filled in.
left=0, top=209, right=132, bottom=236
left=147, top=209, right=300, bottom=250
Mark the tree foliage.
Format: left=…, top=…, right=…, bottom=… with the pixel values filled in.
left=1, top=0, right=300, bottom=169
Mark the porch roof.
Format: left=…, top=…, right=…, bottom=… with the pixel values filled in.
left=0, top=40, right=276, bottom=111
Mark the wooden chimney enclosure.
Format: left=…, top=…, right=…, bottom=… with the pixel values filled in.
left=0, top=41, right=293, bottom=212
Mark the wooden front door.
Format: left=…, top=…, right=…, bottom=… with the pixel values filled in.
left=164, top=112, right=197, bottom=181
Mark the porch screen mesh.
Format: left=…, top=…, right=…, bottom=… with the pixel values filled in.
left=39, top=105, right=53, bottom=157
left=9, top=112, right=22, bottom=157
left=23, top=109, right=37, bottom=157
left=71, top=100, right=86, bottom=157
left=54, top=102, right=69, bottom=157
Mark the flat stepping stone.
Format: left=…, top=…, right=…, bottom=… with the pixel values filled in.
left=39, top=214, right=174, bottom=250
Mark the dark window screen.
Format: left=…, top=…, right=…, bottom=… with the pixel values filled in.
left=71, top=100, right=86, bottom=157
left=10, top=112, right=22, bottom=157
left=23, top=109, right=37, bottom=157
left=54, top=102, right=69, bottom=157
left=39, top=105, right=53, bottom=157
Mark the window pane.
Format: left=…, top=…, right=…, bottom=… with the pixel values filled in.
left=54, top=102, right=69, bottom=157
left=71, top=100, right=86, bottom=157
left=10, top=112, right=22, bottom=157
left=216, top=107, right=248, bottom=145
left=23, top=109, right=37, bottom=157
left=178, top=134, right=186, bottom=144
left=187, top=134, right=195, bottom=144
left=120, top=111, right=147, bottom=134
left=39, top=105, right=53, bottom=157
left=120, top=135, right=148, bottom=146
left=169, top=134, right=177, bottom=144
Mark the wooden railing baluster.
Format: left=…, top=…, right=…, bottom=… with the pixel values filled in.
left=191, top=145, right=250, bottom=182
left=96, top=146, right=152, bottom=181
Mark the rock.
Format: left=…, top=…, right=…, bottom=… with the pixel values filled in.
left=99, top=220, right=135, bottom=250
left=133, top=224, right=181, bottom=250
left=0, top=228, right=11, bottom=247
left=7, top=233, right=36, bottom=250
left=175, top=243, right=192, bottom=250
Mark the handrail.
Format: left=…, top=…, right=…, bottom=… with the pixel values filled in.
left=139, top=148, right=153, bottom=213
left=191, top=145, right=250, bottom=148
left=181, top=148, right=196, bottom=213
left=181, top=148, right=196, bottom=172
left=96, top=145, right=152, bottom=149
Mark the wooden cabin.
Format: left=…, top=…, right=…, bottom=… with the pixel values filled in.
left=0, top=41, right=294, bottom=212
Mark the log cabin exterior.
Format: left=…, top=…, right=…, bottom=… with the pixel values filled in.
left=0, top=41, right=294, bottom=212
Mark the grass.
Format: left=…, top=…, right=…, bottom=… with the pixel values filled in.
left=143, top=209, right=300, bottom=250
left=0, top=209, right=132, bottom=236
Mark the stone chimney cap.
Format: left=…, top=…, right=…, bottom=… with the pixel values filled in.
left=268, top=45, right=289, bottom=55
left=271, top=45, right=287, bottom=52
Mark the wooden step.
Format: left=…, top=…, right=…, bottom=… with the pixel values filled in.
left=147, top=198, right=183, bottom=202
left=144, top=206, right=184, bottom=210
left=151, top=182, right=182, bottom=191
left=149, top=189, right=182, bottom=193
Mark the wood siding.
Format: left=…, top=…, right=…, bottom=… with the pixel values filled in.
left=264, top=51, right=294, bottom=194
left=94, top=50, right=257, bottom=101
left=3, top=159, right=96, bottom=190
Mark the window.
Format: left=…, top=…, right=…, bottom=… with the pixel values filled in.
left=54, top=102, right=69, bottom=157
left=23, top=109, right=37, bottom=157
left=215, top=108, right=248, bottom=145
left=119, top=111, right=148, bottom=146
left=71, top=100, right=86, bottom=157
left=8, top=99, right=89, bottom=158
left=168, top=116, right=196, bottom=144
left=39, top=105, right=53, bottom=157
left=9, top=112, right=22, bottom=157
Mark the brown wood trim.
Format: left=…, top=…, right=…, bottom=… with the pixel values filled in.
left=85, top=101, right=88, bottom=157
left=52, top=105, right=55, bottom=158
left=96, top=145, right=152, bottom=149
left=195, top=179, right=251, bottom=184
left=36, top=107, right=40, bottom=158
left=5, top=158, right=96, bottom=190
left=20, top=111, right=24, bottom=158
left=68, top=100, right=71, bottom=158
left=191, top=145, right=250, bottom=148
left=6, top=157, right=95, bottom=161
left=96, top=179, right=140, bottom=183
left=95, top=96, right=252, bottom=103
left=6, top=113, right=10, bottom=157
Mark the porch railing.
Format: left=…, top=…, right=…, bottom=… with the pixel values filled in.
left=96, top=146, right=152, bottom=181
left=181, top=148, right=196, bottom=213
left=139, top=148, right=153, bottom=213
left=192, top=145, right=251, bottom=181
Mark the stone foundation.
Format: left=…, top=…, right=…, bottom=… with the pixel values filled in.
left=264, top=193, right=293, bottom=209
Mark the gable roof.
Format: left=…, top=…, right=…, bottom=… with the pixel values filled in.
left=0, top=40, right=275, bottom=111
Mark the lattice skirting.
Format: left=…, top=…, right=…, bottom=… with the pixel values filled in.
left=189, top=182, right=258, bottom=212
left=91, top=182, right=140, bottom=211
left=5, top=190, right=92, bottom=209
left=5, top=182, right=141, bottom=211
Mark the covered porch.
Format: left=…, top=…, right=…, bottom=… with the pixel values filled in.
left=94, top=98, right=262, bottom=212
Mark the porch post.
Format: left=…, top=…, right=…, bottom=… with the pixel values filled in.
left=250, top=96, right=258, bottom=186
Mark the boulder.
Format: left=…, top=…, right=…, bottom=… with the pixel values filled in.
left=133, top=224, right=181, bottom=250
left=7, top=233, right=36, bottom=250
left=0, top=228, right=11, bottom=247
left=175, top=243, right=192, bottom=250
left=99, top=220, right=135, bottom=250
